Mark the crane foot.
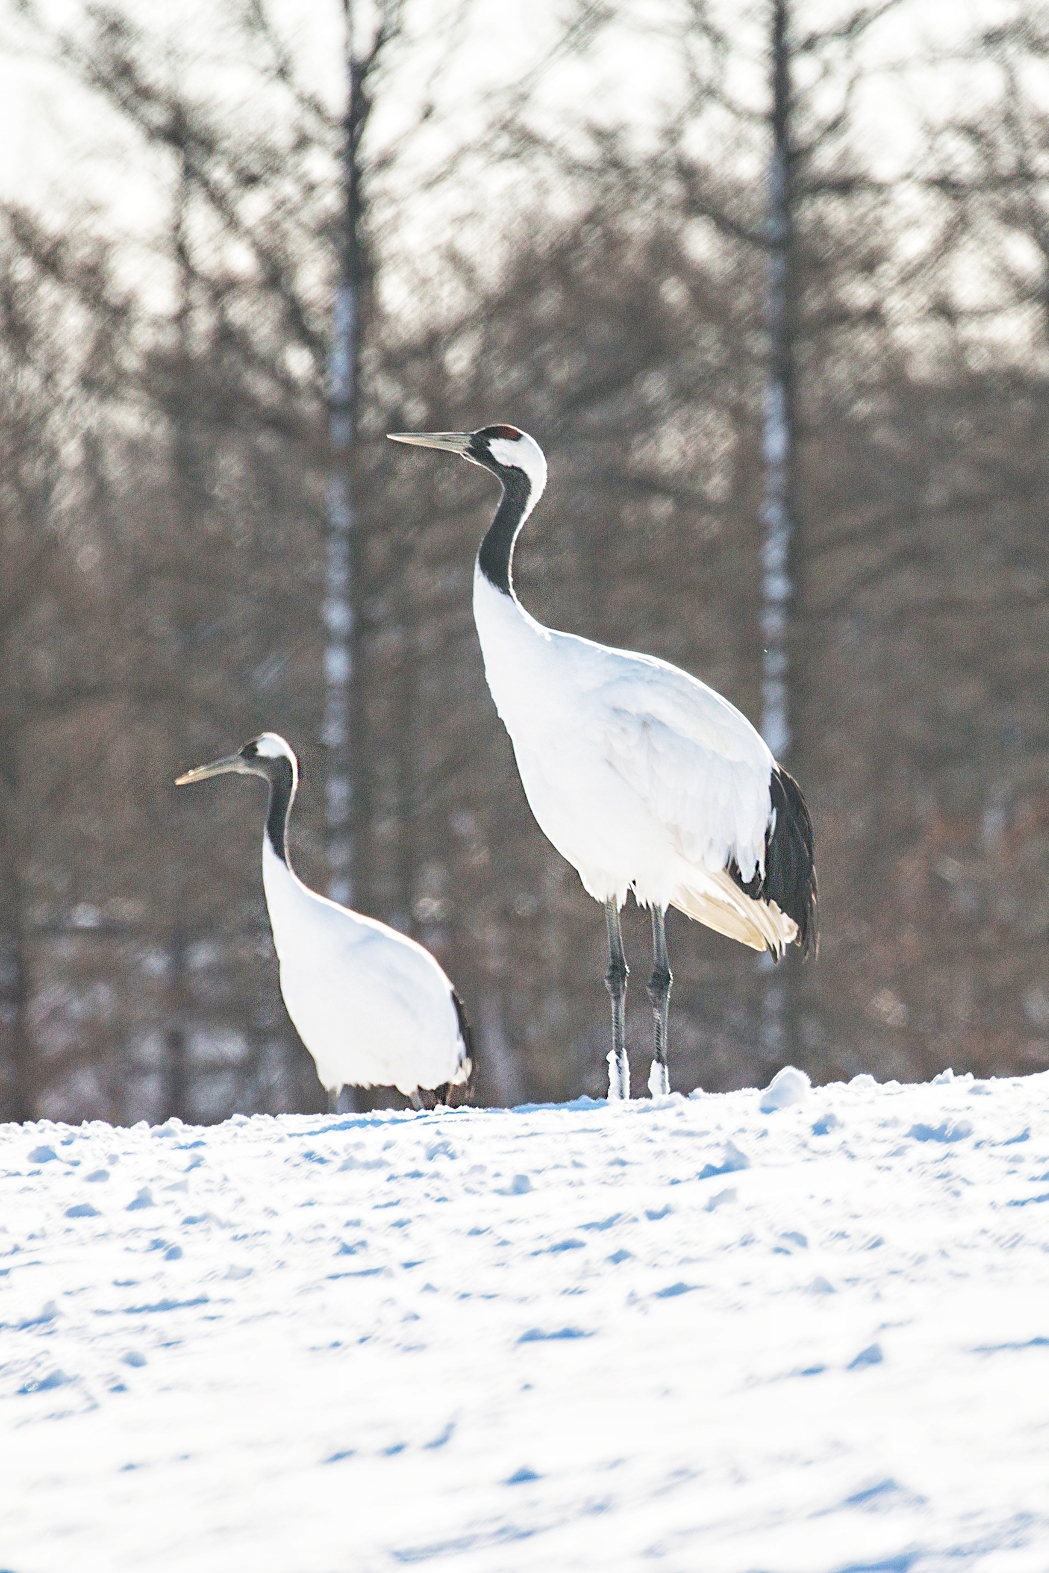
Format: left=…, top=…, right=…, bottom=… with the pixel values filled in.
left=648, top=1060, right=670, bottom=1099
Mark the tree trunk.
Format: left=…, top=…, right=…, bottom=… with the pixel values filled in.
left=759, top=0, right=798, bottom=1067
left=322, top=1, right=365, bottom=914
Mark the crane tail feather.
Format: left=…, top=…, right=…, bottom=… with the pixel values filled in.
left=671, top=868, right=797, bottom=957
left=727, top=765, right=818, bottom=959
left=449, top=988, right=475, bottom=1099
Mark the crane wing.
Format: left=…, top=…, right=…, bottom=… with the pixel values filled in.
left=341, top=926, right=471, bottom=1090
left=595, top=663, right=772, bottom=882
left=338, top=921, right=455, bottom=1035
left=591, top=663, right=802, bottom=954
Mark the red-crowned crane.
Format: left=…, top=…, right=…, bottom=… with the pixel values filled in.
left=176, top=733, right=473, bottom=1111
left=388, top=426, right=816, bottom=1100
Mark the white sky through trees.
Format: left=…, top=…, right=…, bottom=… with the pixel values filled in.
left=2, top=0, right=1038, bottom=312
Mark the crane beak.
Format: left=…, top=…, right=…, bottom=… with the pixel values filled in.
left=175, top=752, right=248, bottom=786
left=387, top=431, right=473, bottom=455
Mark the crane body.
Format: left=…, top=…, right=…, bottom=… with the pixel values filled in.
left=473, top=572, right=793, bottom=949
left=177, top=733, right=472, bottom=1109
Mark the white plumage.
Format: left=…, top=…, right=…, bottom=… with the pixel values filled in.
left=176, top=733, right=472, bottom=1109
left=389, top=425, right=816, bottom=1101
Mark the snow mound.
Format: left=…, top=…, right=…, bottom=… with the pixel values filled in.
left=759, top=1063, right=812, bottom=1111
left=3, top=1070, right=1049, bottom=1571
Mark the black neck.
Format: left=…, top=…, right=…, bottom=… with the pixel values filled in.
left=477, top=469, right=532, bottom=596
left=264, top=758, right=295, bottom=866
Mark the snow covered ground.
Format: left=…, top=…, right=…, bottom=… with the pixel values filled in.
left=2, top=1068, right=1048, bottom=1572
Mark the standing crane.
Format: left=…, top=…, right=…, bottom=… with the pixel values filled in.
left=388, top=425, right=816, bottom=1100
left=176, top=733, right=473, bottom=1111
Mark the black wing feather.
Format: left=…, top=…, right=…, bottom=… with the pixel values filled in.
left=448, top=989, right=476, bottom=1106
left=728, top=766, right=818, bottom=959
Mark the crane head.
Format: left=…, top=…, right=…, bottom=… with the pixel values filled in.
left=176, top=732, right=299, bottom=789
left=387, top=424, right=547, bottom=498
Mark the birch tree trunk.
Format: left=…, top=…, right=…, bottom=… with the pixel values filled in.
left=322, top=0, right=364, bottom=913
left=759, top=0, right=796, bottom=1065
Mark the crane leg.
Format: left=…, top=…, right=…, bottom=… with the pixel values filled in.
left=604, top=899, right=630, bottom=1101
left=647, top=906, right=672, bottom=1097
left=328, top=1086, right=341, bottom=1115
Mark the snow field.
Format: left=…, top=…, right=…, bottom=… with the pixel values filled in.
left=2, top=1068, right=1049, bottom=1571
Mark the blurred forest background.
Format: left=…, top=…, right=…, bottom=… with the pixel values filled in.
left=2, top=0, right=1049, bottom=1124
